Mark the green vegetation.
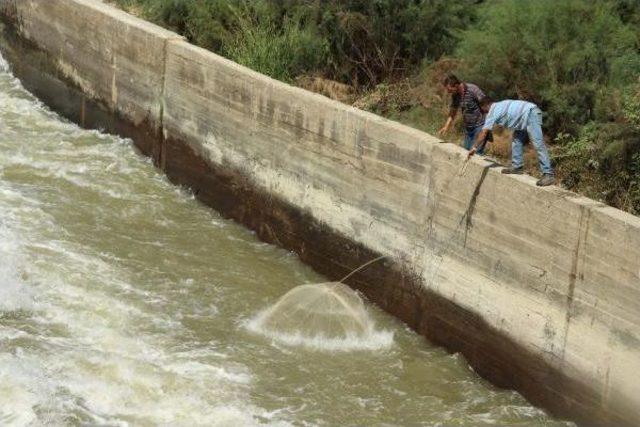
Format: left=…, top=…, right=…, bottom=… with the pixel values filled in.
left=111, top=0, right=640, bottom=214
left=222, top=4, right=328, bottom=82
left=555, top=83, right=640, bottom=213
left=456, top=0, right=640, bottom=213
left=112, top=0, right=475, bottom=84
left=457, top=0, right=640, bottom=134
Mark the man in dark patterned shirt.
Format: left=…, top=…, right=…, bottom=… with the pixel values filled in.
left=437, top=74, right=491, bottom=154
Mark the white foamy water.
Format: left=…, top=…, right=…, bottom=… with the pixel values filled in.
left=0, top=226, right=33, bottom=312
left=0, top=47, right=574, bottom=427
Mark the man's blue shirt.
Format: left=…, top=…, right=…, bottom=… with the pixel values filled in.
left=482, top=100, right=538, bottom=131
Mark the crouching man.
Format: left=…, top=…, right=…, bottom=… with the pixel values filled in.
left=468, top=98, right=555, bottom=187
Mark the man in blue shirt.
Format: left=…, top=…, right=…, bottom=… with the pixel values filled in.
left=437, top=74, right=491, bottom=154
left=468, top=98, right=555, bottom=187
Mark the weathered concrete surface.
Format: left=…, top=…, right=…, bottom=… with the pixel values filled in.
left=1, top=1, right=639, bottom=425
left=5, top=0, right=182, bottom=156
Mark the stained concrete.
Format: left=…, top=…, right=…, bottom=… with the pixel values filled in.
left=0, top=1, right=639, bottom=425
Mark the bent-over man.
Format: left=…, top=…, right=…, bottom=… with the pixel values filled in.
left=468, top=98, right=555, bottom=187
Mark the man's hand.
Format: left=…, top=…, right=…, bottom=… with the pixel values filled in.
left=438, top=115, right=455, bottom=137
left=468, top=128, right=488, bottom=159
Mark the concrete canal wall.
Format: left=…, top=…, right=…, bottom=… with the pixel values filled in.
left=1, top=1, right=639, bottom=425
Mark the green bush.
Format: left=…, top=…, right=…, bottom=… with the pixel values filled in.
left=113, top=0, right=328, bottom=82
left=178, top=0, right=236, bottom=51
left=113, top=0, right=193, bottom=34
left=555, top=123, right=640, bottom=212
left=309, top=0, right=476, bottom=86
left=114, top=0, right=476, bottom=87
left=623, top=82, right=640, bottom=129
left=456, top=0, right=640, bottom=135
left=222, top=3, right=329, bottom=82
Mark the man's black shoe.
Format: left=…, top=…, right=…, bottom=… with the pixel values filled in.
left=536, top=174, right=555, bottom=186
left=501, top=167, right=523, bottom=175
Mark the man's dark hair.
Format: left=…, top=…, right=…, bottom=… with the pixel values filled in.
left=480, top=96, right=493, bottom=108
left=443, top=74, right=460, bottom=87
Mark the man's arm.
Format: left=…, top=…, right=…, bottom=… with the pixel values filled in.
left=467, top=128, right=489, bottom=158
left=437, top=109, right=457, bottom=136
left=438, top=92, right=460, bottom=136
left=468, top=103, right=496, bottom=158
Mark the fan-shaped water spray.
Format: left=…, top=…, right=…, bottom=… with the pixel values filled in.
left=247, top=282, right=393, bottom=351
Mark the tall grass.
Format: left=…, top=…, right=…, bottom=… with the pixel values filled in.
left=222, top=4, right=328, bottom=82
left=113, top=0, right=327, bottom=82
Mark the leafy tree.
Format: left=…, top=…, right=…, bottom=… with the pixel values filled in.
left=456, top=0, right=640, bottom=134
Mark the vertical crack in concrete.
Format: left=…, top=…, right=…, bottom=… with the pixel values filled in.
left=110, top=50, right=118, bottom=109
left=461, top=163, right=498, bottom=247
left=157, top=37, right=180, bottom=170
left=423, top=161, right=497, bottom=285
left=157, top=38, right=169, bottom=169
left=559, top=205, right=591, bottom=366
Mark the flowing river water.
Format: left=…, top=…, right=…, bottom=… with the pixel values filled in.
left=0, top=52, right=573, bottom=426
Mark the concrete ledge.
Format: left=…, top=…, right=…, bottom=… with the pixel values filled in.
left=1, top=1, right=639, bottom=425
left=12, top=0, right=182, bottom=133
